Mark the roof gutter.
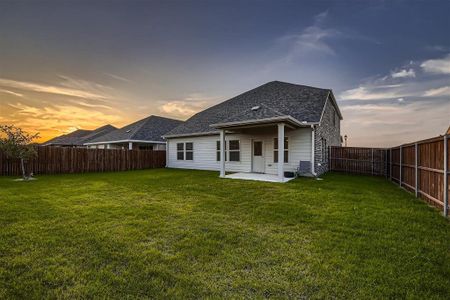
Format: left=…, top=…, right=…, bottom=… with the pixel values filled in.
left=162, top=131, right=221, bottom=139
left=210, top=116, right=318, bottom=129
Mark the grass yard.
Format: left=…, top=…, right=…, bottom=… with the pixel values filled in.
left=0, top=169, right=449, bottom=299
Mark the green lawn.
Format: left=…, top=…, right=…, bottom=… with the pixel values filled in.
left=0, top=169, right=449, bottom=299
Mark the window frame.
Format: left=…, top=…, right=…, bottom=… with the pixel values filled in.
left=185, top=142, right=193, bottom=161
left=177, top=143, right=184, bottom=160
left=177, top=142, right=193, bottom=161
left=228, top=140, right=240, bottom=162
left=216, top=140, right=240, bottom=162
left=273, top=137, right=289, bottom=163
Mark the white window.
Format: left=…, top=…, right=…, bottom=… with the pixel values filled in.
left=216, top=140, right=240, bottom=162
left=177, top=142, right=193, bottom=160
left=185, top=142, right=193, bottom=160
left=177, top=143, right=184, bottom=160
left=228, top=140, right=240, bottom=162
left=274, top=137, right=288, bottom=163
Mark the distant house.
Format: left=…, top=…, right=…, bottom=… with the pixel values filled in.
left=42, top=124, right=117, bottom=147
left=84, top=115, right=183, bottom=150
left=163, top=81, right=342, bottom=182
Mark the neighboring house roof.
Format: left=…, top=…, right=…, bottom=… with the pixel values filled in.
left=43, top=125, right=117, bottom=146
left=165, top=81, right=342, bottom=137
left=446, top=125, right=450, bottom=135
left=85, top=115, right=184, bottom=144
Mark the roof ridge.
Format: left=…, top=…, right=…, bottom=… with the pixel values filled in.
left=148, top=115, right=183, bottom=122
left=270, top=80, right=331, bottom=92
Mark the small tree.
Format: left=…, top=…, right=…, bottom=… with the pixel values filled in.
left=0, top=125, right=39, bottom=180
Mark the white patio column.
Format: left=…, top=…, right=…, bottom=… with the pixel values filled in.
left=278, top=123, right=285, bottom=182
left=220, top=129, right=226, bottom=177
left=128, top=142, right=133, bottom=150
left=106, top=144, right=111, bottom=149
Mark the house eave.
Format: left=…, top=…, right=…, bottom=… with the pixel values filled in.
left=163, top=131, right=221, bottom=139
left=210, top=116, right=318, bottom=129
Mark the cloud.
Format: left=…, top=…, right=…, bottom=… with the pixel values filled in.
left=160, top=101, right=203, bottom=118
left=339, top=53, right=450, bottom=147
left=0, top=89, right=23, bottom=97
left=341, top=100, right=450, bottom=147
left=276, top=12, right=340, bottom=61
left=341, top=104, right=402, bottom=112
left=0, top=75, right=131, bottom=142
left=420, top=54, right=450, bottom=74
left=158, top=93, right=219, bottom=119
left=265, top=11, right=378, bottom=74
left=0, top=76, right=111, bottom=100
left=4, top=101, right=123, bottom=142
left=340, top=85, right=409, bottom=100
left=391, top=68, right=415, bottom=78
left=423, top=86, right=450, bottom=97
left=425, top=45, right=450, bottom=52
left=104, top=73, right=132, bottom=83
left=340, top=53, right=450, bottom=101
left=68, top=99, right=114, bottom=110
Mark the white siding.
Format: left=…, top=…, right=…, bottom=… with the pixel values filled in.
left=167, top=127, right=312, bottom=174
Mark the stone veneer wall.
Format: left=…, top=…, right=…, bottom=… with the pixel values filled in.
left=314, top=97, right=341, bottom=176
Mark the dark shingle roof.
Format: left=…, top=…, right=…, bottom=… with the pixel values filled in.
left=87, top=115, right=183, bottom=143
left=218, top=104, right=286, bottom=124
left=43, top=125, right=117, bottom=146
left=165, top=81, right=339, bottom=136
left=80, top=125, right=118, bottom=143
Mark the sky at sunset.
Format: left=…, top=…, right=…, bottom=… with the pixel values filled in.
left=0, top=0, right=449, bottom=146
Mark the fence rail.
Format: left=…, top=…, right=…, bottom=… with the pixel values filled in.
left=330, top=134, right=449, bottom=216
left=0, top=146, right=166, bottom=176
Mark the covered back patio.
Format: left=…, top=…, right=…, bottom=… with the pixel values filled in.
left=211, top=113, right=315, bottom=183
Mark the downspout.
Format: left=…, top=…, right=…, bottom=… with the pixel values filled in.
left=311, top=125, right=317, bottom=176
left=165, top=139, right=169, bottom=168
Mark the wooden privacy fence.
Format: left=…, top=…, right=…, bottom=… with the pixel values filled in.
left=0, top=146, right=166, bottom=176
left=329, top=147, right=388, bottom=176
left=390, top=135, right=449, bottom=215
left=330, top=134, right=449, bottom=216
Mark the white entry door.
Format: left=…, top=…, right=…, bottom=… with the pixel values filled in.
left=252, top=140, right=265, bottom=173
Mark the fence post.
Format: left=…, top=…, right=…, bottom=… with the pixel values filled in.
left=389, top=148, right=392, bottom=180
left=371, top=148, right=374, bottom=175
left=385, top=149, right=388, bottom=178
left=414, top=143, right=419, bottom=197
left=444, top=135, right=448, bottom=217
left=399, top=146, right=402, bottom=187
left=328, top=146, right=331, bottom=172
